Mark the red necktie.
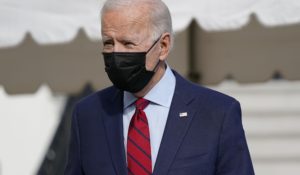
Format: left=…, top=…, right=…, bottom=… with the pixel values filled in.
left=127, top=98, right=152, bottom=175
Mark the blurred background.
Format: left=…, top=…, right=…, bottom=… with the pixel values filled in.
left=1, top=0, right=300, bottom=174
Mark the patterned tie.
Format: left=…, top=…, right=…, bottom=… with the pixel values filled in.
left=127, top=98, right=152, bottom=175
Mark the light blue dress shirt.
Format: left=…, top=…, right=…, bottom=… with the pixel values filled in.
left=123, top=65, right=176, bottom=170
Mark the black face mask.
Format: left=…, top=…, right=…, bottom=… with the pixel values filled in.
left=102, top=37, right=161, bottom=93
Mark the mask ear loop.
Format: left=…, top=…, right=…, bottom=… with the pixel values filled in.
left=152, top=58, right=162, bottom=72
left=146, top=35, right=163, bottom=72
left=146, top=35, right=162, bottom=53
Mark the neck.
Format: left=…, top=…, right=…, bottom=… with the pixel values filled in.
left=134, top=61, right=166, bottom=98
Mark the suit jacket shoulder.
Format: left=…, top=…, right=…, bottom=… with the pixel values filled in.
left=173, top=70, right=239, bottom=113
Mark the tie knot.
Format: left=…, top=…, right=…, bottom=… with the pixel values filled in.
left=135, top=98, right=149, bottom=110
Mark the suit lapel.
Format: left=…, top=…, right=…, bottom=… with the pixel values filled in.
left=153, top=72, right=198, bottom=175
left=101, top=89, right=128, bottom=175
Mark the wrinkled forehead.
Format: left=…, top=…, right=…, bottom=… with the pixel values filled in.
left=101, top=5, right=152, bottom=38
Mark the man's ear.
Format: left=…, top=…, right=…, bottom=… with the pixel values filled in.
left=159, top=33, right=171, bottom=61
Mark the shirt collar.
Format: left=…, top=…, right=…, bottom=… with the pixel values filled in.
left=123, top=64, right=176, bottom=109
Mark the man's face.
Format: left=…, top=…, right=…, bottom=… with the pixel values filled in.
left=101, top=6, right=161, bottom=71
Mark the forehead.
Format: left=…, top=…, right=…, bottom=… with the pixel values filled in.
left=101, top=6, right=151, bottom=40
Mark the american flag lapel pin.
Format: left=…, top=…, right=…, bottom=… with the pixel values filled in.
left=179, top=112, right=188, bottom=118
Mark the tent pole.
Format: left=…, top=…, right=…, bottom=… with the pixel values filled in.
left=188, top=19, right=201, bottom=83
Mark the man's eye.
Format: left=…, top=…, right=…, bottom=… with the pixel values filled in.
left=103, top=41, right=113, bottom=46
left=125, top=42, right=133, bottom=46
left=124, top=42, right=135, bottom=48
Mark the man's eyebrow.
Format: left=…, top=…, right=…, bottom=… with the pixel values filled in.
left=101, top=36, right=140, bottom=44
left=102, top=36, right=112, bottom=40
left=123, top=37, right=143, bottom=44
left=121, top=36, right=135, bottom=41
left=121, top=38, right=136, bottom=44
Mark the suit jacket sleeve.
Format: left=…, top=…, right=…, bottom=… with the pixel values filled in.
left=65, top=106, right=83, bottom=175
left=216, top=100, right=255, bottom=175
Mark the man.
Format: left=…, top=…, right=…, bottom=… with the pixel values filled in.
left=65, top=0, right=255, bottom=174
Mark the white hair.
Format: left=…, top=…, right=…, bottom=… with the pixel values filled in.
left=101, top=0, right=174, bottom=48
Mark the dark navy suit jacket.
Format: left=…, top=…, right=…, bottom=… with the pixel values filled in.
left=65, top=71, right=254, bottom=175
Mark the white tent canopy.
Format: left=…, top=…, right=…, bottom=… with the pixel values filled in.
left=1, top=0, right=300, bottom=94
left=1, top=0, right=300, bottom=47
